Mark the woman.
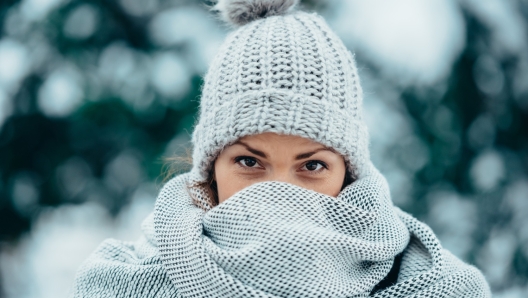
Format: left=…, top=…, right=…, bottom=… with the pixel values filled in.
left=73, top=0, right=491, bottom=297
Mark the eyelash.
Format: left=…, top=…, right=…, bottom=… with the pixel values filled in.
left=233, top=156, right=328, bottom=174
left=301, top=160, right=328, bottom=174
left=234, top=156, right=261, bottom=169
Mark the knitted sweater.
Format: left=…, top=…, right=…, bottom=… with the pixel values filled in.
left=72, top=163, right=491, bottom=297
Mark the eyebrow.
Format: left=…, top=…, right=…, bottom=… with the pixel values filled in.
left=234, top=141, right=267, bottom=158
left=233, top=141, right=336, bottom=160
left=294, top=147, right=336, bottom=160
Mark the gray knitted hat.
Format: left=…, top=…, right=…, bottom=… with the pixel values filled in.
left=191, top=0, right=370, bottom=180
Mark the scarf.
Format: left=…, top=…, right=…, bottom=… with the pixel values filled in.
left=72, top=163, right=491, bottom=297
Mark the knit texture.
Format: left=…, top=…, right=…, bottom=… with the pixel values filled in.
left=72, top=163, right=491, bottom=297
left=191, top=10, right=369, bottom=180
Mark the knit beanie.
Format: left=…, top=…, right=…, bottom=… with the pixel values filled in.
left=191, top=0, right=370, bottom=180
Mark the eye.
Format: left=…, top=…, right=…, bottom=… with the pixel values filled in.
left=235, top=156, right=259, bottom=168
left=302, top=160, right=327, bottom=172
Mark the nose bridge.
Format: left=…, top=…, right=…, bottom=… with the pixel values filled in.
left=271, top=166, right=294, bottom=184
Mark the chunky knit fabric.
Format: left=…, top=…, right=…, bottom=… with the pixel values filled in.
left=72, top=163, right=491, bottom=297
left=191, top=9, right=369, bottom=180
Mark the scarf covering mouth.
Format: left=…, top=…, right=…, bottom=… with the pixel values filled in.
left=72, top=163, right=491, bottom=297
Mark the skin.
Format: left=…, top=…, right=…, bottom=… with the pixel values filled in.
left=213, top=132, right=347, bottom=203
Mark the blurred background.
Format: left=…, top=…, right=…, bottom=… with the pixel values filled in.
left=0, top=0, right=527, bottom=296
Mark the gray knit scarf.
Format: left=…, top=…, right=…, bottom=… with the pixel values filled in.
left=72, top=163, right=491, bottom=297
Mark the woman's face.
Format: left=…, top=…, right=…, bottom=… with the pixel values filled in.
left=214, top=133, right=347, bottom=203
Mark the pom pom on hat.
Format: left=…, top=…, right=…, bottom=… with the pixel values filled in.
left=213, top=0, right=300, bottom=26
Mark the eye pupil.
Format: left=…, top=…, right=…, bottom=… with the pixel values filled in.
left=306, top=161, right=318, bottom=171
left=243, top=158, right=256, bottom=167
